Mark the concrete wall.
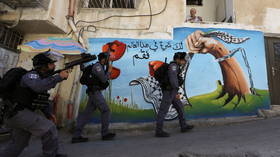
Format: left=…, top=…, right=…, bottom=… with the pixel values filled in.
left=48, top=0, right=70, bottom=33
left=76, top=0, right=185, bottom=39
left=0, top=0, right=69, bottom=34
left=234, top=0, right=280, bottom=35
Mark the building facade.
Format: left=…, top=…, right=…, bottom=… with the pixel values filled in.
left=0, top=0, right=279, bottom=125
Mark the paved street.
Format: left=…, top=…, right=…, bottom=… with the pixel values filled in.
left=1, top=118, right=280, bottom=157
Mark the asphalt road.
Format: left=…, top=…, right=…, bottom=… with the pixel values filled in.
left=1, top=118, right=280, bottom=157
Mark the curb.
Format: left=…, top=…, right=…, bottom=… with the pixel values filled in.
left=79, top=115, right=265, bottom=135
left=79, top=105, right=280, bottom=135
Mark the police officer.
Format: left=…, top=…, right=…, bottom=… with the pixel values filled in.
left=155, top=52, right=194, bottom=137
left=72, top=52, right=115, bottom=143
left=0, top=53, right=68, bottom=157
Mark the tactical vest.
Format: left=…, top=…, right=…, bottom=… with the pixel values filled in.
left=12, top=85, right=39, bottom=111
left=155, top=61, right=184, bottom=90
left=11, top=73, right=50, bottom=111
left=87, top=78, right=109, bottom=93
left=80, top=62, right=110, bottom=92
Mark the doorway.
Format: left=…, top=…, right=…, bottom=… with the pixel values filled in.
left=265, top=37, right=280, bottom=105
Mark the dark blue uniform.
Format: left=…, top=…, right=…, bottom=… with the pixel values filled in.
left=156, top=62, right=187, bottom=133
left=73, top=62, right=111, bottom=137
left=0, top=71, right=63, bottom=157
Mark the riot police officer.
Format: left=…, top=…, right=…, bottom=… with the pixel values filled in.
left=155, top=52, right=194, bottom=137
left=72, top=52, right=115, bottom=143
left=0, top=53, right=69, bottom=157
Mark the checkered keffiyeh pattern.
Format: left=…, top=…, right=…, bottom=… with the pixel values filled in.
left=130, top=62, right=191, bottom=120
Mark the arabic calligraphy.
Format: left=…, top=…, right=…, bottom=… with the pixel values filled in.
left=127, top=40, right=184, bottom=52
left=133, top=49, right=150, bottom=66
left=128, top=40, right=184, bottom=66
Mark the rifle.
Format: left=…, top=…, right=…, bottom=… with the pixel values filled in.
left=53, top=53, right=97, bottom=74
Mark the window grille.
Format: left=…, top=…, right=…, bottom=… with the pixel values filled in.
left=186, top=0, right=203, bottom=6
left=82, top=0, right=136, bottom=9
left=0, top=25, right=23, bottom=52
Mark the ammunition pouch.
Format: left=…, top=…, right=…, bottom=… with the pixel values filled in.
left=30, top=93, right=50, bottom=110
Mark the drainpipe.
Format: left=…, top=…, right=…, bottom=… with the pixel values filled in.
left=67, top=0, right=87, bottom=49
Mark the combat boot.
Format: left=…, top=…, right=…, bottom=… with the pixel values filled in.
left=155, top=130, right=170, bottom=137
left=55, top=154, right=68, bottom=157
left=102, top=132, right=116, bottom=140
left=181, top=124, right=194, bottom=133
left=71, top=136, right=89, bottom=143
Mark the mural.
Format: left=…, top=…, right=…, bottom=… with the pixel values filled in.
left=80, top=27, right=270, bottom=123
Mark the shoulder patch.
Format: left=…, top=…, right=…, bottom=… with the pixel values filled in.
left=28, top=73, right=39, bottom=79
left=96, top=65, right=102, bottom=72
left=171, top=65, right=177, bottom=71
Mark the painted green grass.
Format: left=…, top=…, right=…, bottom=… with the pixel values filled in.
left=185, top=81, right=270, bottom=118
left=79, top=81, right=270, bottom=122
left=79, top=96, right=155, bottom=122
left=108, top=102, right=154, bottom=122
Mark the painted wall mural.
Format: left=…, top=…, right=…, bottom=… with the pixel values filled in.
left=80, top=27, right=270, bottom=123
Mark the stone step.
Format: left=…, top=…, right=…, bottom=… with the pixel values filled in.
left=258, top=105, right=280, bottom=118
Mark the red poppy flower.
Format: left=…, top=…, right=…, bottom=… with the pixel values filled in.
left=123, top=98, right=128, bottom=102
left=110, top=66, right=120, bottom=80
left=116, top=96, right=120, bottom=99
left=102, top=40, right=126, bottom=62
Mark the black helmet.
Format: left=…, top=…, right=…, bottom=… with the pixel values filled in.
left=98, top=52, right=109, bottom=61
left=32, top=53, right=56, bottom=68
left=173, top=52, right=187, bottom=61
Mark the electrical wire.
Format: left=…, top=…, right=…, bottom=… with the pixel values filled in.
left=75, top=0, right=167, bottom=27
left=68, top=0, right=165, bottom=36
left=68, top=0, right=168, bottom=51
left=87, top=0, right=152, bottom=30
left=73, top=0, right=168, bottom=45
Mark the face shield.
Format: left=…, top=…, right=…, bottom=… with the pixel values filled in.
left=44, top=50, right=64, bottom=62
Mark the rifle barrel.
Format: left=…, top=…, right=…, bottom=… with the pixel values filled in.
left=53, top=54, right=96, bottom=74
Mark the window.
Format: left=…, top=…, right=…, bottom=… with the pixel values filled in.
left=82, top=0, right=136, bottom=9
left=186, top=0, right=203, bottom=6
left=0, top=25, right=23, bottom=51
left=185, top=0, right=234, bottom=23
